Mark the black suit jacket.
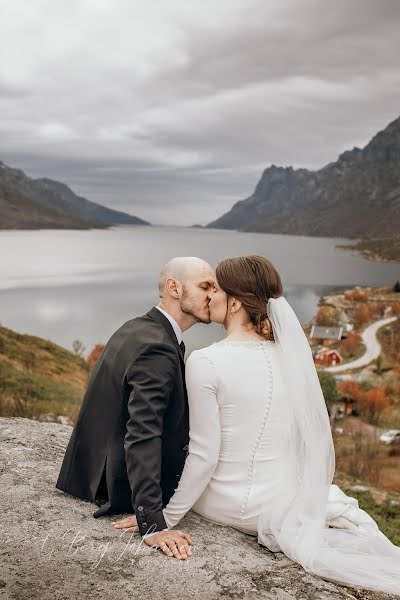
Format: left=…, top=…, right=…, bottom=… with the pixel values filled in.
left=55, top=307, right=189, bottom=536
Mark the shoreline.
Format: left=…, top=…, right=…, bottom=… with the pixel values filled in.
left=335, top=235, right=400, bottom=264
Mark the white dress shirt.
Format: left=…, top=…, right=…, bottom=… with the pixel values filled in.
left=155, top=305, right=183, bottom=344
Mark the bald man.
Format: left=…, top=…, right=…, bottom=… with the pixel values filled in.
left=55, top=257, right=215, bottom=559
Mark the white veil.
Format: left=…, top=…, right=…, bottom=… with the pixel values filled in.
left=257, top=295, right=400, bottom=595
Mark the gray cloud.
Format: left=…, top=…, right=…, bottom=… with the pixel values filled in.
left=0, top=0, right=399, bottom=225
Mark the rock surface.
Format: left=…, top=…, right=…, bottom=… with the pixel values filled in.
left=1, top=417, right=399, bottom=600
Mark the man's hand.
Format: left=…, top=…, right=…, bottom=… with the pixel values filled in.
left=144, top=529, right=193, bottom=560
left=111, top=515, right=139, bottom=533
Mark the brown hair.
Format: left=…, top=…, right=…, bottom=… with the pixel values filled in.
left=216, top=255, right=283, bottom=341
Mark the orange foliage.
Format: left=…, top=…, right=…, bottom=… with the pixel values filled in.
left=338, top=380, right=391, bottom=423
left=86, top=344, right=105, bottom=367
left=337, top=380, right=364, bottom=400
left=353, top=303, right=371, bottom=326
left=361, top=387, right=391, bottom=422
left=389, top=302, right=400, bottom=316
left=341, top=331, right=362, bottom=356
left=368, top=302, right=382, bottom=318
left=344, top=289, right=367, bottom=302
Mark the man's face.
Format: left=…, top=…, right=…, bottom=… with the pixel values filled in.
left=180, top=267, right=216, bottom=324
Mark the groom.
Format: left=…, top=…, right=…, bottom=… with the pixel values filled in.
left=55, top=256, right=216, bottom=557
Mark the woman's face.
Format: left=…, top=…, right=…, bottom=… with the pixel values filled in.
left=207, top=278, right=229, bottom=324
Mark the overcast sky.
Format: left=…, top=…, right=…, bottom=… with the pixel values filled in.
left=1, top=0, right=399, bottom=225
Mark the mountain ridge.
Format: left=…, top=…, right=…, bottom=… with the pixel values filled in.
left=0, top=161, right=149, bottom=229
left=208, top=115, right=400, bottom=239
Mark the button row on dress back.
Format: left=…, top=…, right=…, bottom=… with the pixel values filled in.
left=217, top=340, right=275, bottom=348
left=240, top=344, right=274, bottom=518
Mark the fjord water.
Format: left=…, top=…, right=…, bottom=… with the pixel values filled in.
left=1, top=225, right=399, bottom=355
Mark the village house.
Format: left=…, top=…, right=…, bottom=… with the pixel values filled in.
left=330, top=394, right=359, bottom=419
left=309, top=325, right=344, bottom=346
left=313, top=346, right=343, bottom=367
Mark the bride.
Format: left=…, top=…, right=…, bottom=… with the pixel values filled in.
left=121, top=255, right=400, bottom=594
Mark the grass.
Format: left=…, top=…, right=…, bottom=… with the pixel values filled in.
left=332, top=470, right=400, bottom=546
left=333, top=427, right=400, bottom=489
left=0, top=324, right=89, bottom=422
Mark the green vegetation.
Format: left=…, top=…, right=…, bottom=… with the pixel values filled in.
left=333, top=470, right=400, bottom=546
left=0, top=324, right=89, bottom=422
left=318, top=369, right=338, bottom=412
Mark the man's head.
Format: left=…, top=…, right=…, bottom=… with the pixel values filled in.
left=158, top=257, right=216, bottom=330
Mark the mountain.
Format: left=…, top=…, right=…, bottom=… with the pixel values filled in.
left=0, top=161, right=149, bottom=229
left=208, top=116, right=400, bottom=239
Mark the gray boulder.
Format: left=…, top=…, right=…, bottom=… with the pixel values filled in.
left=1, top=417, right=398, bottom=600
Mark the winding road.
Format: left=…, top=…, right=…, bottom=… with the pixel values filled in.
left=324, top=315, right=398, bottom=373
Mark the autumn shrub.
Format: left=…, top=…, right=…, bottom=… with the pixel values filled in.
left=316, top=306, right=342, bottom=326
left=344, top=289, right=367, bottom=302
left=341, top=331, right=363, bottom=357
left=353, top=303, right=371, bottom=326
left=86, top=344, right=105, bottom=367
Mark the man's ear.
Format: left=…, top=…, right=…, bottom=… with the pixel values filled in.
left=166, top=277, right=179, bottom=299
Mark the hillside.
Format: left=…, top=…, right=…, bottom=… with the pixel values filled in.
left=0, top=324, right=89, bottom=423
left=0, top=161, right=149, bottom=229
left=208, top=115, right=400, bottom=240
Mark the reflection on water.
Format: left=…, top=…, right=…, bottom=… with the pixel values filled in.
left=1, top=225, right=399, bottom=354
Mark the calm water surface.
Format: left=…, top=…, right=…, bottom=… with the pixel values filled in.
left=1, top=225, right=399, bottom=355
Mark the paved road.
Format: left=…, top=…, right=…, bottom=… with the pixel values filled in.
left=324, top=315, right=398, bottom=373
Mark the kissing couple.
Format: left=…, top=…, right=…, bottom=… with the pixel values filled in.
left=56, top=255, right=400, bottom=594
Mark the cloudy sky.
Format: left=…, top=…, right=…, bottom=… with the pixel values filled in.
left=1, top=0, right=399, bottom=225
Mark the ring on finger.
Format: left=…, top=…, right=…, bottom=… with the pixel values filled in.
left=178, top=545, right=187, bottom=551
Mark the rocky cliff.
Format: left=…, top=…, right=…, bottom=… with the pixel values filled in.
left=208, top=116, right=400, bottom=239
left=1, top=417, right=398, bottom=600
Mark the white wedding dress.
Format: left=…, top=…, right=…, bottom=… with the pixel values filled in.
left=162, top=339, right=400, bottom=595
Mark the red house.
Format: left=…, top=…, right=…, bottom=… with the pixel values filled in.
left=313, top=347, right=342, bottom=367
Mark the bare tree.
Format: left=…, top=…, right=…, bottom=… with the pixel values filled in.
left=72, top=339, right=86, bottom=358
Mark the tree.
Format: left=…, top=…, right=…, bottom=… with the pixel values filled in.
left=368, top=302, right=382, bottom=318
left=338, top=380, right=391, bottom=424
left=316, top=306, right=340, bottom=326
left=318, top=370, right=338, bottom=414
left=360, top=387, right=391, bottom=424
left=341, top=331, right=363, bottom=357
left=353, top=303, right=371, bottom=326
left=86, top=344, right=105, bottom=367
left=393, top=280, right=400, bottom=293
left=390, top=302, right=400, bottom=316
left=344, top=289, right=367, bottom=302
left=72, top=339, right=86, bottom=358
left=337, top=379, right=364, bottom=403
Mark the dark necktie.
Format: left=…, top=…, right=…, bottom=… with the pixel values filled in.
left=179, top=340, right=186, bottom=356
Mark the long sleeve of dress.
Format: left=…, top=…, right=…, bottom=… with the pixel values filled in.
left=162, top=349, right=220, bottom=529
